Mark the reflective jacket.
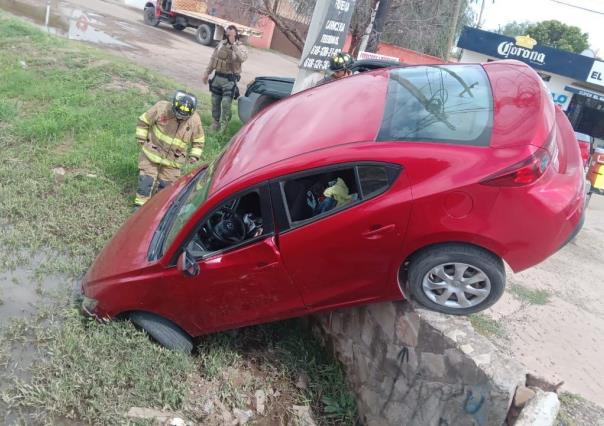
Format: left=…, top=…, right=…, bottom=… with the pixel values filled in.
left=136, top=101, right=205, bottom=169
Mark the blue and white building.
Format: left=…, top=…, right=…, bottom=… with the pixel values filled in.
left=458, top=26, right=604, bottom=144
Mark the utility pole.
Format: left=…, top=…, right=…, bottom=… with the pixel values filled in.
left=357, top=0, right=379, bottom=54
left=365, top=0, right=390, bottom=53
left=292, top=2, right=331, bottom=93
left=445, top=0, right=463, bottom=60
left=45, top=0, right=51, bottom=29
left=476, top=0, right=487, bottom=28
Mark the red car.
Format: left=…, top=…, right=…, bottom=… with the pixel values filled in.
left=82, top=60, right=585, bottom=352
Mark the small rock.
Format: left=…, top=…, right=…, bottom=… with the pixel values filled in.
left=52, top=167, right=66, bottom=183
left=19, top=60, right=28, bottom=69
left=86, top=173, right=97, bottom=178
left=295, top=372, right=310, bottom=390
left=166, top=418, right=186, bottom=426
left=232, top=408, right=253, bottom=425
left=126, top=407, right=177, bottom=422
left=514, top=385, right=536, bottom=408
left=273, top=390, right=281, bottom=398
left=514, top=390, right=560, bottom=426
left=292, top=405, right=317, bottom=426
left=255, top=389, right=266, bottom=415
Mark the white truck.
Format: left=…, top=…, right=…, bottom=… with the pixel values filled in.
left=143, top=0, right=261, bottom=46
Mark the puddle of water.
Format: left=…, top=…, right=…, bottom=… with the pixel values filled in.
left=0, top=261, right=66, bottom=323
left=0, top=0, right=133, bottom=48
left=67, top=8, right=131, bottom=47
left=0, top=0, right=67, bottom=30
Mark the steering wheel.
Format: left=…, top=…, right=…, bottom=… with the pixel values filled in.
left=206, top=207, right=246, bottom=246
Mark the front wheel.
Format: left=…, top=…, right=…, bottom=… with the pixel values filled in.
left=143, top=6, right=159, bottom=27
left=129, top=312, right=193, bottom=353
left=407, top=243, right=505, bottom=315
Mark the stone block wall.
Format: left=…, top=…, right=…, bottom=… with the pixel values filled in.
left=312, top=302, right=526, bottom=426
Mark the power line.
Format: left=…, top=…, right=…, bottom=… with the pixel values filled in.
left=550, top=0, right=604, bottom=14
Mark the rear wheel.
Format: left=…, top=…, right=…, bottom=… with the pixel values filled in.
left=407, top=243, right=505, bottom=315
left=196, top=23, right=214, bottom=45
left=129, top=312, right=193, bottom=353
left=143, top=6, right=159, bottom=27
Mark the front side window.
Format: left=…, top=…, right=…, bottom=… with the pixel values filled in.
left=186, top=189, right=268, bottom=259
left=378, top=65, right=493, bottom=146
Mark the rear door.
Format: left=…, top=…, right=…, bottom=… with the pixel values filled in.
left=272, top=162, right=412, bottom=309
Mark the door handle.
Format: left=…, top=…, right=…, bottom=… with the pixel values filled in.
left=362, top=224, right=396, bottom=239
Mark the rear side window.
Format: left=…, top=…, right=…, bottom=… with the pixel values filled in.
left=378, top=65, right=493, bottom=146
left=358, top=165, right=389, bottom=197
left=279, top=164, right=399, bottom=226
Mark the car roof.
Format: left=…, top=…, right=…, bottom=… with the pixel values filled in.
left=210, top=69, right=391, bottom=194
left=210, top=61, right=550, bottom=194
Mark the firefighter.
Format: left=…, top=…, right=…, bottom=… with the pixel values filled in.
left=316, top=52, right=354, bottom=86
left=134, top=90, right=204, bottom=209
left=202, top=25, right=248, bottom=132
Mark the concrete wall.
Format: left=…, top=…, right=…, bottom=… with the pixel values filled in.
left=312, top=302, right=526, bottom=426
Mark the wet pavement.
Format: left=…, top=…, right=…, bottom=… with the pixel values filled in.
left=0, top=0, right=299, bottom=92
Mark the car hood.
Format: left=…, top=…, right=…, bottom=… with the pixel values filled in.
left=84, top=173, right=193, bottom=285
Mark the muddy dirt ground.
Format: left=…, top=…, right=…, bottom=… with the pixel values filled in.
left=0, top=0, right=299, bottom=92
left=1, top=0, right=604, bottom=416
left=486, top=195, right=604, bottom=408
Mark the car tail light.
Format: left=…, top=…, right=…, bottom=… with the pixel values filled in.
left=481, top=149, right=551, bottom=187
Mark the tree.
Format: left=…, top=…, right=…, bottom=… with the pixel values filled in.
left=241, top=0, right=315, bottom=53
left=348, top=0, right=376, bottom=56
left=379, top=0, right=473, bottom=59
left=495, top=21, right=532, bottom=37
left=524, top=20, right=589, bottom=53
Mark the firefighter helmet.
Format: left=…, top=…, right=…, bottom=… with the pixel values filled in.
left=172, top=90, right=197, bottom=120
left=329, top=52, right=354, bottom=72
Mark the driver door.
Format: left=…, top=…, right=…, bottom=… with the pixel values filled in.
left=179, top=185, right=305, bottom=333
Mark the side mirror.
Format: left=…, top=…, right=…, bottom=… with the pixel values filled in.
left=177, top=250, right=200, bottom=277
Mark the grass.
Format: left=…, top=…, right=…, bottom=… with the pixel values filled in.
left=0, top=12, right=236, bottom=276
left=0, top=13, right=357, bottom=425
left=556, top=391, right=604, bottom=426
left=509, top=284, right=552, bottom=305
left=469, top=313, right=506, bottom=339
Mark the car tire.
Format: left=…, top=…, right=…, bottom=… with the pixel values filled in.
left=129, top=312, right=193, bottom=353
left=143, top=6, right=160, bottom=27
left=407, top=243, right=505, bottom=315
left=251, top=95, right=278, bottom=118
left=195, top=24, right=214, bottom=45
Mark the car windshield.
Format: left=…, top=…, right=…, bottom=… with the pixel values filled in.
left=161, top=157, right=221, bottom=255
left=378, top=65, right=493, bottom=146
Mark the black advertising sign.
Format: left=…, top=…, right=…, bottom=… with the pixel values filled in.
left=300, top=0, right=357, bottom=71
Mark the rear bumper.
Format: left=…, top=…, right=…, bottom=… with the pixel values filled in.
left=558, top=204, right=586, bottom=250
